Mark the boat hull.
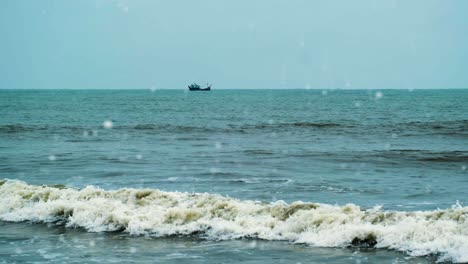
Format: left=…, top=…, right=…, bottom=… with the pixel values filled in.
left=188, top=87, right=211, bottom=91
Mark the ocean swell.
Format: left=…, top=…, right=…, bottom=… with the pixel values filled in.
left=0, top=180, right=467, bottom=262
left=2, top=120, right=467, bottom=137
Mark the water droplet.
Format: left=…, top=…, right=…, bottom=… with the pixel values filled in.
left=249, top=241, right=258, bottom=248
left=210, top=167, right=220, bottom=174
left=375, top=91, right=384, bottom=99
left=103, top=120, right=113, bottom=129
left=136, top=154, right=142, bottom=160
left=48, top=155, right=56, bottom=161
left=215, top=142, right=222, bottom=149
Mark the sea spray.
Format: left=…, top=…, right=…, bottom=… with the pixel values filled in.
left=0, top=179, right=467, bottom=263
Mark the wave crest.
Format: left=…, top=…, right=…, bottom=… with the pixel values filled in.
left=0, top=180, right=467, bottom=262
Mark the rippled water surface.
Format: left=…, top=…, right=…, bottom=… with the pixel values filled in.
left=1, top=89, right=467, bottom=263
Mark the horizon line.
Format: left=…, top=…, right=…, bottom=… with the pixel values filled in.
left=1, top=87, right=468, bottom=90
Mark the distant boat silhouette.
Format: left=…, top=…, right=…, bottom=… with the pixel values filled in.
left=188, top=83, right=211, bottom=91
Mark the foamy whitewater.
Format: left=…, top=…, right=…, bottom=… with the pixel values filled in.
left=1, top=179, right=467, bottom=263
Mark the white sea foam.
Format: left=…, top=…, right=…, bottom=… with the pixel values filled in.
left=1, top=179, right=467, bottom=262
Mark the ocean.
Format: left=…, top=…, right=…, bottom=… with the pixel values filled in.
left=1, top=89, right=467, bottom=263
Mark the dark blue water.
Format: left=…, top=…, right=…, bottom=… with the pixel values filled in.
left=1, top=89, right=467, bottom=263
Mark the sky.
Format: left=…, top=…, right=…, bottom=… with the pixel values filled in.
left=1, top=0, right=468, bottom=89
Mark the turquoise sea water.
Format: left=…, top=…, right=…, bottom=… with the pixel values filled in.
left=1, top=89, right=467, bottom=263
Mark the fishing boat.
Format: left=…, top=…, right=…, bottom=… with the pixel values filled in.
left=188, top=83, right=211, bottom=91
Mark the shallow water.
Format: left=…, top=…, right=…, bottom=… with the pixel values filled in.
left=0, top=222, right=436, bottom=264
left=1, top=89, right=467, bottom=263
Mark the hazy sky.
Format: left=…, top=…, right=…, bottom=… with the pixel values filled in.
left=1, top=0, right=468, bottom=89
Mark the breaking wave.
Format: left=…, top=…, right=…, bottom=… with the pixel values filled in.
left=0, top=179, right=467, bottom=263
